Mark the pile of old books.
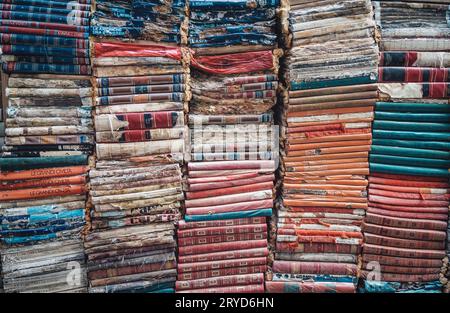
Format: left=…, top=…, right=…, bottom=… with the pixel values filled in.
left=2, top=75, right=94, bottom=156
left=0, top=161, right=89, bottom=293
left=360, top=0, right=450, bottom=293
left=0, top=121, right=3, bottom=147
left=0, top=76, right=3, bottom=148
left=1, top=101, right=5, bottom=295
left=361, top=103, right=450, bottom=293
left=0, top=73, right=93, bottom=293
left=84, top=41, right=187, bottom=293
left=91, top=0, right=187, bottom=45
left=176, top=160, right=275, bottom=293
left=445, top=221, right=450, bottom=293
left=189, top=0, right=279, bottom=55
left=373, top=1, right=450, bottom=53
left=361, top=173, right=449, bottom=293
left=369, top=102, right=450, bottom=179
left=0, top=0, right=91, bottom=75
left=189, top=50, right=280, bottom=120
left=1, top=75, right=94, bottom=171
left=176, top=45, right=280, bottom=292
left=284, top=0, right=378, bottom=89
left=374, top=0, right=450, bottom=101
left=267, top=91, right=376, bottom=293
left=266, top=0, right=379, bottom=293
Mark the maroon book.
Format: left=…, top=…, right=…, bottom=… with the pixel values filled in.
left=177, top=284, right=264, bottom=293
left=365, top=212, right=447, bottom=231
left=177, top=265, right=267, bottom=281
left=178, top=257, right=267, bottom=273
left=178, top=232, right=267, bottom=247
left=363, top=253, right=443, bottom=268
left=362, top=222, right=446, bottom=241
left=363, top=243, right=445, bottom=259
left=276, top=242, right=361, bottom=254
left=177, top=223, right=267, bottom=238
left=178, top=239, right=268, bottom=256
left=178, top=247, right=269, bottom=263
left=175, top=273, right=264, bottom=291
left=367, top=207, right=448, bottom=222
left=178, top=217, right=266, bottom=230
left=364, top=233, right=445, bottom=250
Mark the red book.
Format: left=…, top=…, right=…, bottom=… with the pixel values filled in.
left=362, top=254, right=443, bottom=268
left=369, top=188, right=450, bottom=201
left=368, top=194, right=448, bottom=207
left=363, top=264, right=440, bottom=275
left=279, top=228, right=363, bottom=239
left=178, top=240, right=268, bottom=256
left=175, top=274, right=264, bottom=291
left=363, top=243, right=445, bottom=259
left=367, top=207, right=448, bottom=221
left=178, top=248, right=269, bottom=264
left=178, top=217, right=266, bottom=230
left=367, top=201, right=448, bottom=214
left=365, top=212, right=448, bottom=231
left=177, top=265, right=267, bottom=281
left=276, top=242, right=361, bottom=254
left=285, top=207, right=364, bottom=214
left=177, top=224, right=267, bottom=238
left=177, top=284, right=264, bottom=293
left=371, top=173, right=449, bottom=184
left=178, top=257, right=267, bottom=273
left=364, top=233, right=445, bottom=250
left=178, top=232, right=267, bottom=247
left=107, top=111, right=181, bottom=130
left=362, top=222, right=446, bottom=241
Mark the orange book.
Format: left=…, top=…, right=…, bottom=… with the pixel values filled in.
left=0, top=166, right=89, bottom=181
left=287, top=162, right=368, bottom=172
left=284, top=152, right=369, bottom=163
left=287, top=145, right=371, bottom=157
left=284, top=183, right=366, bottom=191
left=284, top=157, right=368, bottom=167
left=287, top=106, right=373, bottom=118
left=369, top=183, right=450, bottom=195
left=285, top=168, right=369, bottom=177
left=0, top=185, right=86, bottom=201
left=287, top=132, right=372, bottom=144
left=288, top=140, right=371, bottom=151
left=284, top=180, right=368, bottom=187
